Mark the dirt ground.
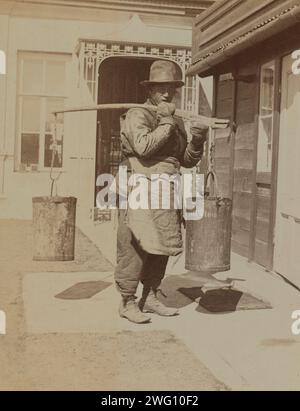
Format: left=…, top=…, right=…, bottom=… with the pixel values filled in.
left=0, top=220, right=226, bottom=391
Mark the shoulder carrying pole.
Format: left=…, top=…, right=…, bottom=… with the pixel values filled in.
left=52, top=103, right=230, bottom=129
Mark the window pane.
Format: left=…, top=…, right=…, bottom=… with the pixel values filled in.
left=44, top=133, right=63, bottom=168
left=183, top=76, right=197, bottom=113
left=44, top=98, right=64, bottom=168
left=257, top=62, right=275, bottom=173
left=260, top=64, right=275, bottom=116
left=21, top=133, right=39, bottom=166
left=45, top=60, right=66, bottom=95
left=22, top=59, right=43, bottom=94
left=22, top=96, right=41, bottom=132
left=45, top=98, right=64, bottom=132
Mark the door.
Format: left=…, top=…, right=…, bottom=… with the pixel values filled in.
left=96, top=57, right=154, bottom=176
left=95, top=57, right=154, bottom=207
left=273, top=54, right=300, bottom=287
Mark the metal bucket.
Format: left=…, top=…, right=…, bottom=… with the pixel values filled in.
left=32, top=196, right=77, bottom=261
left=185, top=172, right=232, bottom=273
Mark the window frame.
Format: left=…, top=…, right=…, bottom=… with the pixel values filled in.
left=256, top=59, right=276, bottom=181
left=15, top=51, right=70, bottom=172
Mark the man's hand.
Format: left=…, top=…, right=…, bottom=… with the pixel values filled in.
left=156, top=102, right=176, bottom=127
left=190, top=121, right=208, bottom=146
left=157, top=102, right=176, bottom=118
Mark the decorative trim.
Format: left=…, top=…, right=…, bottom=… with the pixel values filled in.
left=77, top=39, right=197, bottom=113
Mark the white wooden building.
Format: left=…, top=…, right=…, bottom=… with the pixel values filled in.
left=0, top=0, right=214, bottom=262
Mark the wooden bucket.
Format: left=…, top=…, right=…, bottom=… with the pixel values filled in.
left=185, top=172, right=232, bottom=273
left=32, top=196, right=77, bottom=261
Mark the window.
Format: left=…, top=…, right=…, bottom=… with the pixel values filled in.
left=183, top=75, right=199, bottom=113
left=16, top=52, right=70, bottom=171
left=257, top=61, right=275, bottom=175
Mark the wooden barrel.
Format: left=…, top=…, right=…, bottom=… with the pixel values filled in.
left=32, top=196, right=77, bottom=261
left=185, top=170, right=232, bottom=273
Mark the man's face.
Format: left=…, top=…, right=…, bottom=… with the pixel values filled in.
left=148, top=84, right=177, bottom=105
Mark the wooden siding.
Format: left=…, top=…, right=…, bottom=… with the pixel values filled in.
left=254, top=186, right=272, bottom=265
left=196, top=19, right=300, bottom=271
left=214, top=61, right=274, bottom=266
left=233, top=64, right=257, bottom=259
left=214, top=76, right=234, bottom=199
left=214, top=63, right=260, bottom=261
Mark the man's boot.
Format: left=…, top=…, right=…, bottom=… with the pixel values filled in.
left=119, top=295, right=151, bottom=324
left=139, top=288, right=179, bottom=317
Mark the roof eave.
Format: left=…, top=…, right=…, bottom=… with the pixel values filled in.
left=187, top=2, right=300, bottom=77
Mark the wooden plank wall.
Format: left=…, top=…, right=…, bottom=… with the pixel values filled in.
left=212, top=26, right=300, bottom=269
left=254, top=184, right=272, bottom=266
left=215, top=64, right=259, bottom=260
left=232, top=64, right=258, bottom=258
left=214, top=75, right=234, bottom=199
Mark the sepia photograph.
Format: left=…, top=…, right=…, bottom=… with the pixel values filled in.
left=0, top=0, right=300, bottom=395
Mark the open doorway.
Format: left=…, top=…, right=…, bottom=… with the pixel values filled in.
left=95, top=57, right=154, bottom=204
left=96, top=57, right=153, bottom=173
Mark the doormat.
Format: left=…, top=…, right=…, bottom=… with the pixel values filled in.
left=55, top=280, right=112, bottom=300
left=158, top=275, right=272, bottom=313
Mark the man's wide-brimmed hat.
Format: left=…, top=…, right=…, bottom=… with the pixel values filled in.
left=140, top=60, right=184, bottom=88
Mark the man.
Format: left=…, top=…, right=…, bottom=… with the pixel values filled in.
left=114, top=60, right=208, bottom=324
